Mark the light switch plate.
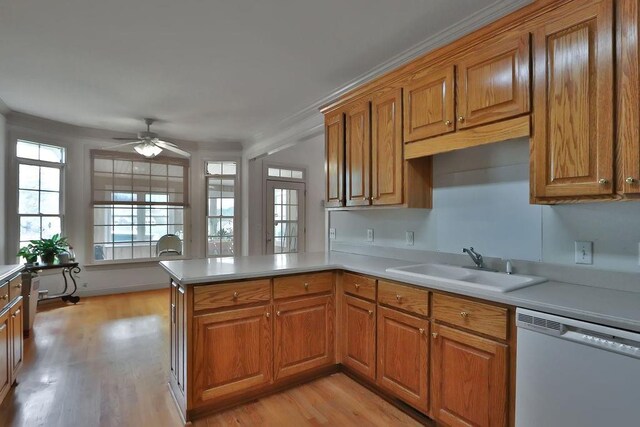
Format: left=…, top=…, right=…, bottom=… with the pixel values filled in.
left=366, top=228, right=374, bottom=242
left=406, top=231, right=414, bottom=246
left=329, top=228, right=336, bottom=240
left=575, top=241, right=593, bottom=265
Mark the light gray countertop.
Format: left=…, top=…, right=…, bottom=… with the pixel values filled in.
left=160, top=252, right=640, bottom=333
left=0, top=264, right=23, bottom=283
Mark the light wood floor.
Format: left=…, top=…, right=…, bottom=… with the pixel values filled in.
left=0, top=289, right=421, bottom=427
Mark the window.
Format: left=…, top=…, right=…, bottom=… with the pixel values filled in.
left=206, top=161, right=238, bottom=257
left=91, top=151, right=189, bottom=261
left=17, top=140, right=65, bottom=248
left=267, top=166, right=304, bottom=180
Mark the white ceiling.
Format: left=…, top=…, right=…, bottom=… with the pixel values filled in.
left=0, top=0, right=523, bottom=146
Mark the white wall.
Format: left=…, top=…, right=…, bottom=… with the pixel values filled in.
left=0, top=113, right=6, bottom=263
left=246, top=133, right=326, bottom=255
left=331, top=138, right=640, bottom=273
left=5, top=113, right=242, bottom=295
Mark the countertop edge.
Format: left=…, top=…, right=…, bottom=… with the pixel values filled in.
left=0, top=265, right=24, bottom=283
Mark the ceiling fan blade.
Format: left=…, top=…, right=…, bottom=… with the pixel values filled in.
left=156, top=139, right=177, bottom=147
left=113, top=137, right=139, bottom=141
left=155, top=141, right=191, bottom=157
left=104, top=141, right=143, bottom=149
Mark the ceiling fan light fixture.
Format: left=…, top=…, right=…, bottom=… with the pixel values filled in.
left=134, top=141, right=163, bottom=158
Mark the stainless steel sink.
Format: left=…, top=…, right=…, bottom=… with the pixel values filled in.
left=385, top=263, right=547, bottom=292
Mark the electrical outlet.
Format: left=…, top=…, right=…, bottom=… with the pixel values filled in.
left=329, top=228, right=336, bottom=240
left=575, top=241, right=593, bottom=265
left=366, top=228, right=374, bottom=242
left=406, top=231, right=414, bottom=246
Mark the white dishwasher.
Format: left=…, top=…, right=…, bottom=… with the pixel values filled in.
left=515, top=308, right=640, bottom=427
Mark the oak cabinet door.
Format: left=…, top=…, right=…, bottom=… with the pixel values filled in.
left=403, top=66, right=456, bottom=142
left=618, top=0, right=640, bottom=194
left=325, top=112, right=345, bottom=207
left=345, top=100, right=372, bottom=206
left=342, top=295, right=376, bottom=380
left=274, top=295, right=334, bottom=380
left=193, top=305, right=273, bottom=405
left=532, top=0, right=614, bottom=198
left=431, top=324, right=508, bottom=427
left=170, top=282, right=177, bottom=381
left=372, top=88, right=403, bottom=205
left=0, top=311, right=10, bottom=400
left=457, top=32, right=530, bottom=129
left=10, top=301, right=23, bottom=382
left=376, top=305, right=429, bottom=414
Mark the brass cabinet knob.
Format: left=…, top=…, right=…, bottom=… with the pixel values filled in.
left=395, top=294, right=402, bottom=302
left=0, top=295, right=7, bottom=301
left=304, top=282, right=309, bottom=290
left=14, top=284, right=21, bottom=289
left=233, top=291, right=239, bottom=299
left=444, top=120, right=452, bottom=126
left=460, top=311, right=469, bottom=319
left=265, top=312, right=270, bottom=318
left=419, top=328, right=425, bottom=335
left=354, top=283, right=360, bottom=290
left=432, top=332, right=438, bottom=339
left=598, top=178, right=609, bottom=185
left=276, top=311, right=281, bottom=317
left=626, top=177, right=636, bottom=184
left=458, top=116, right=465, bottom=123
left=368, top=310, right=374, bottom=316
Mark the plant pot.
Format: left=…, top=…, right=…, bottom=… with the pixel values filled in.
left=57, top=252, right=70, bottom=264
left=41, top=252, right=56, bottom=264
left=25, top=256, right=37, bottom=264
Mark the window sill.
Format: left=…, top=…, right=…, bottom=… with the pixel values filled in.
left=84, top=255, right=192, bottom=269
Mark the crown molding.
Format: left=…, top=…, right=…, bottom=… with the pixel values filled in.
left=245, top=0, right=532, bottom=158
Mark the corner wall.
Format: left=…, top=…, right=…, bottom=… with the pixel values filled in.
left=0, top=113, right=6, bottom=263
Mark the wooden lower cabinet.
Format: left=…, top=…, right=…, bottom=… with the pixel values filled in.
left=431, top=323, right=508, bottom=427
left=193, top=304, right=272, bottom=405
left=0, top=309, right=10, bottom=401
left=342, top=295, right=376, bottom=380
left=376, top=305, right=429, bottom=414
left=274, top=294, right=335, bottom=380
left=9, top=302, right=23, bottom=381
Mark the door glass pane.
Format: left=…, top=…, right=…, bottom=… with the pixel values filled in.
left=272, top=187, right=300, bottom=254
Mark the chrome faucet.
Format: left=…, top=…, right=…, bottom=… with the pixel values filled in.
left=463, top=247, right=485, bottom=269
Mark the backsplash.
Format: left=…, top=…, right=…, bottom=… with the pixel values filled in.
left=330, top=138, right=640, bottom=274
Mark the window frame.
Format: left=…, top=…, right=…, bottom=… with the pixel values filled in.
left=16, top=140, right=66, bottom=250
left=88, top=150, right=190, bottom=265
left=205, top=160, right=240, bottom=258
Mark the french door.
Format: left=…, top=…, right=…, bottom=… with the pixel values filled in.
left=266, top=180, right=305, bottom=254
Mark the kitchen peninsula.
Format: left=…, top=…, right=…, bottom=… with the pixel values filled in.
left=160, top=252, right=640, bottom=424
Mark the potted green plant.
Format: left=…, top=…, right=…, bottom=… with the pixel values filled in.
left=16, top=244, right=38, bottom=264
left=32, top=234, right=69, bottom=264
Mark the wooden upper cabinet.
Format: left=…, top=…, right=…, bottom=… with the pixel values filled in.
left=345, top=100, right=372, bottom=206
left=342, top=295, right=376, bottom=380
left=325, top=112, right=345, bottom=207
left=371, top=88, right=403, bottom=205
left=532, top=0, right=614, bottom=199
left=193, top=305, right=272, bottom=405
left=457, top=31, right=530, bottom=129
left=274, top=294, right=334, bottom=380
left=403, top=66, right=455, bottom=142
left=431, top=324, right=508, bottom=427
left=376, top=305, right=429, bottom=414
left=618, top=0, right=640, bottom=194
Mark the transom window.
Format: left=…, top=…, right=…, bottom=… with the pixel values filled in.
left=17, top=140, right=65, bottom=249
left=267, top=166, right=304, bottom=180
left=91, top=151, right=188, bottom=261
left=206, top=161, right=238, bottom=257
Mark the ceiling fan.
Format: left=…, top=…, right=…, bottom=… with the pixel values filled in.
left=109, top=118, right=190, bottom=158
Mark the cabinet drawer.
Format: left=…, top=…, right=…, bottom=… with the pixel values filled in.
left=432, top=293, right=507, bottom=340
left=274, top=272, right=333, bottom=299
left=194, top=279, right=271, bottom=311
left=8, top=277, right=22, bottom=302
left=0, top=283, right=8, bottom=309
left=378, top=281, right=429, bottom=317
left=343, top=273, right=376, bottom=301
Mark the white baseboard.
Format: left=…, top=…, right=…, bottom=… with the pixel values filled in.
left=73, top=282, right=167, bottom=298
